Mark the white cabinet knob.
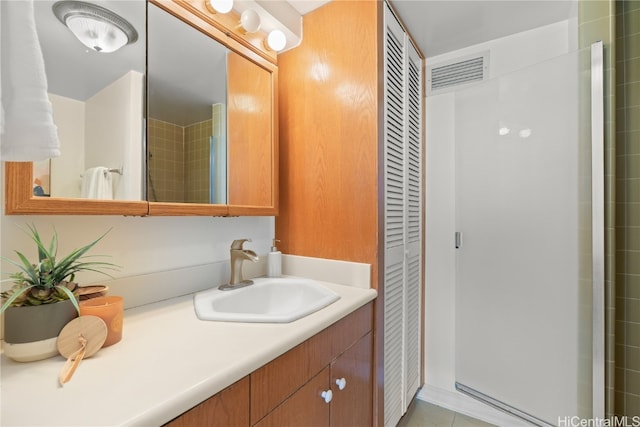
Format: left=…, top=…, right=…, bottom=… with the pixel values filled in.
left=335, top=377, right=347, bottom=391
left=321, top=390, right=333, bottom=403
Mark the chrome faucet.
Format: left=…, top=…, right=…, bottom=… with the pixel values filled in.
left=219, top=239, right=259, bottom=291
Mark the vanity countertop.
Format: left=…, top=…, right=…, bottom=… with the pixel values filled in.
left=0, top=279, right=376, bottom=426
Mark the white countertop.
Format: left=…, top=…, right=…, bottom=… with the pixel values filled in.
left=1, top=279, right=376, bottom=426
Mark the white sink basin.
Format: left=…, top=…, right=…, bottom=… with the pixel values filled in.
left=193, top=277, right=340, bottom=323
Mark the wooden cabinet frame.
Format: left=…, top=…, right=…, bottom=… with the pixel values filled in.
left=4, top=0, right=278, bottom=217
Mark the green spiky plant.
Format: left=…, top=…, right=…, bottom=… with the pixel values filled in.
left=0, top=224, right=119, bottom=314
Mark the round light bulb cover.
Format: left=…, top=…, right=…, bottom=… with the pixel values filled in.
left=240, top=9, right=261, bottom=33
left=209, top=0, right=233, bottom=14
left=267, top=29, right=286, bottom=52
left=66, top=15, right=128, bottom=53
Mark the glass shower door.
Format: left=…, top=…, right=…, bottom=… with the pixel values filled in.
left=454, top=49, right=594, bottom=425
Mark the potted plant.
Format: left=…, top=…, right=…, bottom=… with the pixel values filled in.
left=1, top=224, right=118, bottom=362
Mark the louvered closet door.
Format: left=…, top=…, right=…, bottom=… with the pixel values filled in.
left=404, top=41, right=422, bottom=408
left=383, top=5, right=406, bottom=427
left=383, top=3, right=422, bottom=426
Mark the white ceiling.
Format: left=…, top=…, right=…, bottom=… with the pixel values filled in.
left=288, top=0, right=577, bottom=58
left=34, top=0, right=145, bottom=101
left=390, top=0, right=577, bottom=58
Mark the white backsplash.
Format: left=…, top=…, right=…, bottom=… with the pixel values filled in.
left=100, top=254, right=371, bottom=309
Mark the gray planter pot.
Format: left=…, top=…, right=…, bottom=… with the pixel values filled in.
left=3, top=299, right=78, bottom=362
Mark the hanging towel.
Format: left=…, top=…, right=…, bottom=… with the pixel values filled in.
left=0, top=0, right=60, bottom=161
left=81, top=167, right=113, bottom=200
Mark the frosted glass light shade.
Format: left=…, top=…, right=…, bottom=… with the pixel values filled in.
left=66, top=15, right=128, bottom=53
left=207, top=0, right=233, bottom=14
left=266, top=29, right=286, bottom=52
left=53, top=1, right=138, bottom=54
left=240, top=9, right=261, bottom=33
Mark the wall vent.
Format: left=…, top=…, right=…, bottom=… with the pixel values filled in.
left=427, top=51, right=489, bottom=95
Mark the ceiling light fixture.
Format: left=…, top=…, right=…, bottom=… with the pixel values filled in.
left=266, top=29, right=286, bottom=52
left=205, top=0, right=234, bottom=14
left=239, top=9, right=261, bottom=34
left=53, top=1, right=138, bottom=53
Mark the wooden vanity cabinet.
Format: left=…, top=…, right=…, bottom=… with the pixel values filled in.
left=330, top=332, right=373, bottom=427
left=164, top=377, right=250, bottom=427
left=253, top=332, right=373, bottom=427
left=255, top=332, right=373, bottom=427
left=164, top=302, right=373, bottom=427
left=251, top=303, right=373, bottom=427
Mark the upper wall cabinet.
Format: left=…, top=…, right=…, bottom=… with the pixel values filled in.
left=146, top=0, right=278, bottom=216
left=4, top=0, right=278, bottom=216
left=4, top=0, right=148, bottom=215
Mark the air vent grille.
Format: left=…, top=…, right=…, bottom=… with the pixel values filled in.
left=428, top=51, right=489, bottom=94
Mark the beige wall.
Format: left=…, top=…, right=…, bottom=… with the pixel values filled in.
left=48, top=94, right=85, bottom=198
left=85, top=70, right=144, bottom=200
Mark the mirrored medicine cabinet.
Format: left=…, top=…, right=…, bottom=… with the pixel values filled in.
left=5, top=0, right=278, bottom=216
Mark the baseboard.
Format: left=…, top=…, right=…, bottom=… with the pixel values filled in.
left=417, top=384, right=532, bottom=427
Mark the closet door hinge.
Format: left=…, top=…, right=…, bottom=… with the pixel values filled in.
left=455, top=231, right=462, bottom=249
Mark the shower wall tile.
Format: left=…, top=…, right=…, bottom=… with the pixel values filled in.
left=628, top=132, right=640, bottom=155
left=147, top=118, right=185, bottom=203
left=629, top=275, right=640, bottom=298
left=628, top=156, right=640, bottom=178
left=617, top=367, right=626, bottom=394
left=628, top=228, right=640, bottom=250
left=626, top=346, right=640, bottom=371
left=626, top=1, right=640, bottom=13
left=627, top=299, right=640, bottom=323
left=616, top=0, right=640, bottom=415
left=583, top=0, right=615, bottom=23
left=628, top=82, right=640, bottom=105
left=626, top=33, right=640, bottom=59
left=627, top=58, right=640, bottom=78
left=627, top=321, right=640, bottom=347
left=626, top=393, right=640, bottom=416
left=184, top=119, right=212, bottom=203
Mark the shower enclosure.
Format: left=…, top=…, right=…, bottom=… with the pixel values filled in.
left=452, top=43, right=603, bottom=425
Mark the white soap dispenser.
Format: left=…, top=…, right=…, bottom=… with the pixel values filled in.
left=267, top=239, right=282, bottom=277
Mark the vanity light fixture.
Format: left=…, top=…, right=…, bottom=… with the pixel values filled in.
left=239, top=9, right=261, bottom=34
left=53, top=1, right=138, bottom=53
left=265, top=29, right=286, bottom=52
left=205, top=0, right=234, bottom=14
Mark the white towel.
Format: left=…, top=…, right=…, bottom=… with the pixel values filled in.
left=81, top=167, right=113, bottom=200
left=0, top=0, right=61, bottom=161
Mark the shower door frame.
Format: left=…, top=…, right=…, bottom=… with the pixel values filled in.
left=591, top=40, right=605, bottom=420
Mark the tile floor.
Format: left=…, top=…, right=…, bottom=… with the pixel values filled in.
left=398, top=400, right=496, bottom=427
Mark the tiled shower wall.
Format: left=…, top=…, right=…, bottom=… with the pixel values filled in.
left=615, top=0, right=640, bottom=416
left=185, top=119, right=212, bottom=203
left=147, top=118, right=213, bottom=203
left=147, top=118, right=185, bottom=202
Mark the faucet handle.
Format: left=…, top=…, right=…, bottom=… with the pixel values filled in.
left=231, top=239, right=251, bottom=250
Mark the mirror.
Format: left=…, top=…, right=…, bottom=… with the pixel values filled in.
left=147, top=2, right=277, bottom=214
left=33, top=0, right=146, bottom=201
left=147, top=3, right=227, bottom=204
left=5, top=0, right=277, bottom=216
